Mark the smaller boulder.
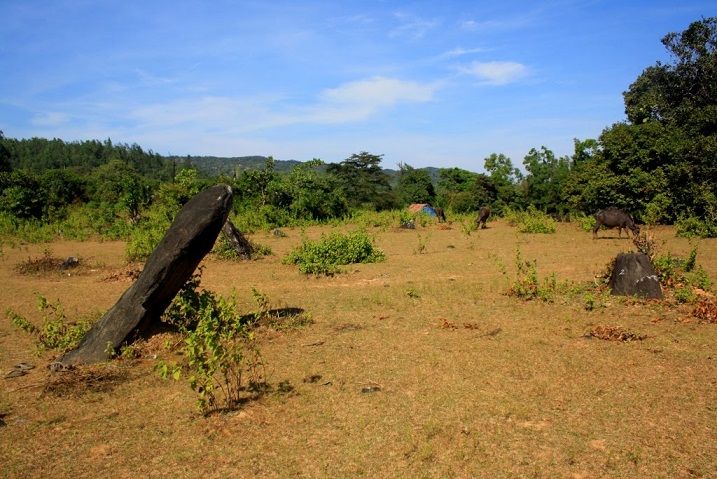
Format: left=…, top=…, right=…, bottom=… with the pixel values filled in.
left=609, top=253, right=663, bottom=299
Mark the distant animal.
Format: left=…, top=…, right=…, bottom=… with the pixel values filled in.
left=476, top=206, right=491, bottom=229
left=434, top=207, right=447, bottom=223
left=593, top=207, right=640, bottom=239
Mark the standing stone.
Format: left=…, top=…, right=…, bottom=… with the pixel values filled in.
left=609, top=252, right=663, bottom=299
left=57, top=185, right=233, bottom=366
left=222, top=219, right=254, bottom=260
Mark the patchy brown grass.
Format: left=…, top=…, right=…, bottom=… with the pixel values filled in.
left=693, top=297, right=717, bottom=324
left=1, top=224, right=717, bottom=478
left=586, top=325, right=647, bottom=342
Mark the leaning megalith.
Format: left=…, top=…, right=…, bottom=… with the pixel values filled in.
left=57, top=184, right=233, bottom=366
left=608, top=252, right=663, bottom=299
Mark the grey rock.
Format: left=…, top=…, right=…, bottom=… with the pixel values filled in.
left=609, top=252, right=663, bottom=299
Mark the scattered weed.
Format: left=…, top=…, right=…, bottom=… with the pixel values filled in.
left=8, top=294, right=92, bottom=353
left=414, top=232, right=431, bottom=254
left=507, top=248, right=565, bottom=302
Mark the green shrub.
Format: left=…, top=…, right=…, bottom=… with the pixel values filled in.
left=126, top=202, right=176, bottom=261
left=503, top=206, right=556, bottom=234
left=653, top=247, right=713, bottom=292
left=571, top=212, right=596, bottom=232
left=674, top=286, right=697, bottom=304
left=675, top=216, right=717, bottom=238
left=284, top=230, right=385, bottom=275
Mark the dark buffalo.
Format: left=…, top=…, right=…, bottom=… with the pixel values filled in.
left=476, top=206, right=491, bottom=229
left=434, top=207, right=447, bottom=223
left=593, top=207, right=639, bottom=239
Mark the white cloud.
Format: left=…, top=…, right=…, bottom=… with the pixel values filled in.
left=462, top=61, right=529, bottom=85
left=321, top=76, right=435, bottom=107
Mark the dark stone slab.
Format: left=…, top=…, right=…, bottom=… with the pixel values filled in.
left=609, top=252, right=663, bottom=299
left=58, top=184, right=233, bottom=366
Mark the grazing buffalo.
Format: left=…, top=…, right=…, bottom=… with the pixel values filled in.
left=476, top=206, right=491, bottom=229
left=434, top=207, right=447, bottom=223
left=593, top=207, right=640, bottom=239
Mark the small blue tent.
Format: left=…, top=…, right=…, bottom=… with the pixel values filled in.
left=408, top=203, right=438, bottom=217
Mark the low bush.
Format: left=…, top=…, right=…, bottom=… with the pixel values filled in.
left=284, top=230, right=385, bottom=275
left=158, top=274, right=265, bottom=415
left=570, top=212, right=596, bottom=232
left=503, top=206, right=556, bottom=234
left=652, top=247, right=713, bottom=300
left=675, top=216, right=717, bottom=238
left=212, top=234, right=272, bottom=261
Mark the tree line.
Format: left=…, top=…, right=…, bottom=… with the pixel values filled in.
left=1, top=18, right=715, bottom=235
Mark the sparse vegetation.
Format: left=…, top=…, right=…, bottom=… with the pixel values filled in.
left=158, top=274, right=266, bottom=415
left=8, top=294, right=93, bottom=353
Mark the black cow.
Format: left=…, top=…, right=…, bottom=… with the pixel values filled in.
left=593, top=207, right=639, bottom=239
left=476, top=206, right=491, bottom=229
left=434, top=206, right=447, bottom=223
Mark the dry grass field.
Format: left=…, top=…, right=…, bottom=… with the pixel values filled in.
left=1, top=220, right=716, bottom=478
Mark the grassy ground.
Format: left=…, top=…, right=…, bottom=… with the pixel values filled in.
left=1, top=220, right=716, bottom=478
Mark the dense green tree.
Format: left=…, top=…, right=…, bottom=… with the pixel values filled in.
left=570, top=17, right=717, bottom=223
left=234, top=158, right=277, bottom=206
left=522, top=147, right=571, bottom=214
left=282, top=160, right=348, bottom=220
left=0, top=170, right=46, bottom=219
left=395, top=163, right=435, bottom=206
left=88, top=160, right=152, bottom=220
left=41, top=169, right=86, bottom=219
left=0, top=131, right=11, bottom=172
left=435, top=167, right=496, bottom=212
left=327, top=151, right=396, bottom=210
left=483, top=153, right=523, bottom=210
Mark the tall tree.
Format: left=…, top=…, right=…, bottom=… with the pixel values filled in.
left=586, top=17, right=717, bottom=222
left=484, top=153, right=523, bottom=210
left=0, top=130, right=11, bottom=172
left=395, top=163, right=435, bottom=205
left=522, top=147, right=571, bottom=214
left=327, top=151, right=395, bottom=210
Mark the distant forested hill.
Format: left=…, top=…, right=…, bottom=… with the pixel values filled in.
left=168, top=155, right=442, bottom=183
left=166, top=155, right=302, bottom=176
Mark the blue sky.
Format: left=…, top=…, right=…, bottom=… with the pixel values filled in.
left=1, top=1, right=714, bottom=172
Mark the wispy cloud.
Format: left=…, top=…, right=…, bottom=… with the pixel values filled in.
left=127, top=76, right=438, bottom=135
left=389, top=12, right=440, bottom=39
left=31, top=111, right=70, bottom=127
left=461, top=61, right=529, bottom=85
left=439, top=47, right=488, bottom=59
